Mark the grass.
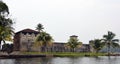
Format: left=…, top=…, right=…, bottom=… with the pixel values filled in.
left=21, top=52, right=106, bottom=57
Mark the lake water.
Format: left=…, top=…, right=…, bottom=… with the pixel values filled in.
left=0, top=56, right=120, bottom=64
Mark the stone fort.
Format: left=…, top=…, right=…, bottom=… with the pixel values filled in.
left=14, top=29, right=91, bottom=52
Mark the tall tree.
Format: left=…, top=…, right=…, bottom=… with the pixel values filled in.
left=0, top=1, right=14, bottom=50
left=36, top=23, right=44, bottom=32
left=89, top=39, right=103, bottom=53
left=35, top=32, right=53, bottom=52
left=67, top=37, right=82, bottom=52
left=102, top=31, right=119, bottom=54
left=0, top=1, right=9, bottom=14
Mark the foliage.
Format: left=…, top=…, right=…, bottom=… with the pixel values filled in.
left=102, top=31, right=119, bottom=54
left=22, top=52, right=106, bottom=57
left=0, top=1, right=14, bottom=50
left=36, top=23, right=44, bottom=32
left=35, top=32, right=53, bottom=52
left=35, top=23, right=53, bottom=52
left=0, top=1, right=9, bottom=14
left=67, top=37, right=82, bottom=52
left=36, top=32, right=53, bottom=46
left=89, top=39, right=104, bottom=53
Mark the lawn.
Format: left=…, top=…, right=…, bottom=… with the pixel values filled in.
left=21, top=52, right=106, bottom=57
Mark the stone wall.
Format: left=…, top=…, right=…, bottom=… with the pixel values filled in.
left=19, top=33, right=38, bottom=51
left=14, top=29, right=91, bottom=52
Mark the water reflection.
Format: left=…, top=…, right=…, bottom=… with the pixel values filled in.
left=0, top=59, right=15, bottom=64
left=0, top=56, right=120, bottom=64
left=15, top=57, right=52, bottom=64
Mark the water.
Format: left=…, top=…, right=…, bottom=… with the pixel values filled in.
left=0, top=56, right=120, bottom=64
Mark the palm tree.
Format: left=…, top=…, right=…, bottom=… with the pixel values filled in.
left=67, top=37, right=82, bottom=52
left=0, top=18, right=14, bottom=50
left=0, top=1, right=14, bottom=50
left=89, top=39, right=104, bottom=53
left=102, top=31, right=119, bottom=54
left=35, top=32, right=53, bottom=52
left=36, top=23, right=44, bottom=32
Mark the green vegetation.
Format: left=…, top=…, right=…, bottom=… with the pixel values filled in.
left=0, top=1, right=9, bottom=13
left=35, top=32, right=53, bottom=46
left=89, top=39, right=104, bottom=53
left=0, top=1, right=14, bottom=50
left=90, top=31, right=119, bottom=55
left=35, top=23, right=53, bottom=52
left=67, top=36, right=82, bottom=52
left=36, top=23, right=44, bottom=32
left=102, top=31, right=119, bottom=54
left=22, top=52, right=106, bottom=57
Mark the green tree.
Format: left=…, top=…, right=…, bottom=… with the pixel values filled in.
left=0, top=1, right=14, bottom=50
left=35, top=32, right=53, bottom=52
left=36, top=23, right=44, bottom=32
left=0, top=1, right=9, bottom=14
left=67, top=37, right=82, bottom=52
left=102, top=31, right=119, bottom=54
left=89, top=39, right=103, bottom=53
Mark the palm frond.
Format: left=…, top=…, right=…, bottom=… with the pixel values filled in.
left=112, top=39, right=119, bottom=42
left=35, top=31, right=53, bottom=47
left=112, top=43, right=120, bottom=48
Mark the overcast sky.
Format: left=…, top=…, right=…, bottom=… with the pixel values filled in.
left=3, top=0, right=120, bottom=43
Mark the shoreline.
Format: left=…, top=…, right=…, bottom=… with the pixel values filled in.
left=0, top=52, right=120, bottom=59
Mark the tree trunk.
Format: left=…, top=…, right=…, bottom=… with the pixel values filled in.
left=43, top=42, right=47, bottom=52
left=0, top=40, right=1, bottom=51
left=108, top=45, right=111, bottom=56
left=3, top=40, right=6, bottom=44
left=71, top=48, right=75, bottom=52
left=73, top=48, right=75, bottom=52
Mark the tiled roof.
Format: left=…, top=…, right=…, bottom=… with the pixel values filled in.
left=16, top=28, right=39, bottom=34
left=70, top=35, right=78, bottom=37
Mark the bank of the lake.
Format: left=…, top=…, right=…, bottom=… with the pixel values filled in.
left=1, top=52, right=120, bottom=58
left=22, top=52, right=107, bottom=57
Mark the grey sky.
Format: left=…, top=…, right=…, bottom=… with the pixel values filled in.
left=3, top=0, right=120, bottom=43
